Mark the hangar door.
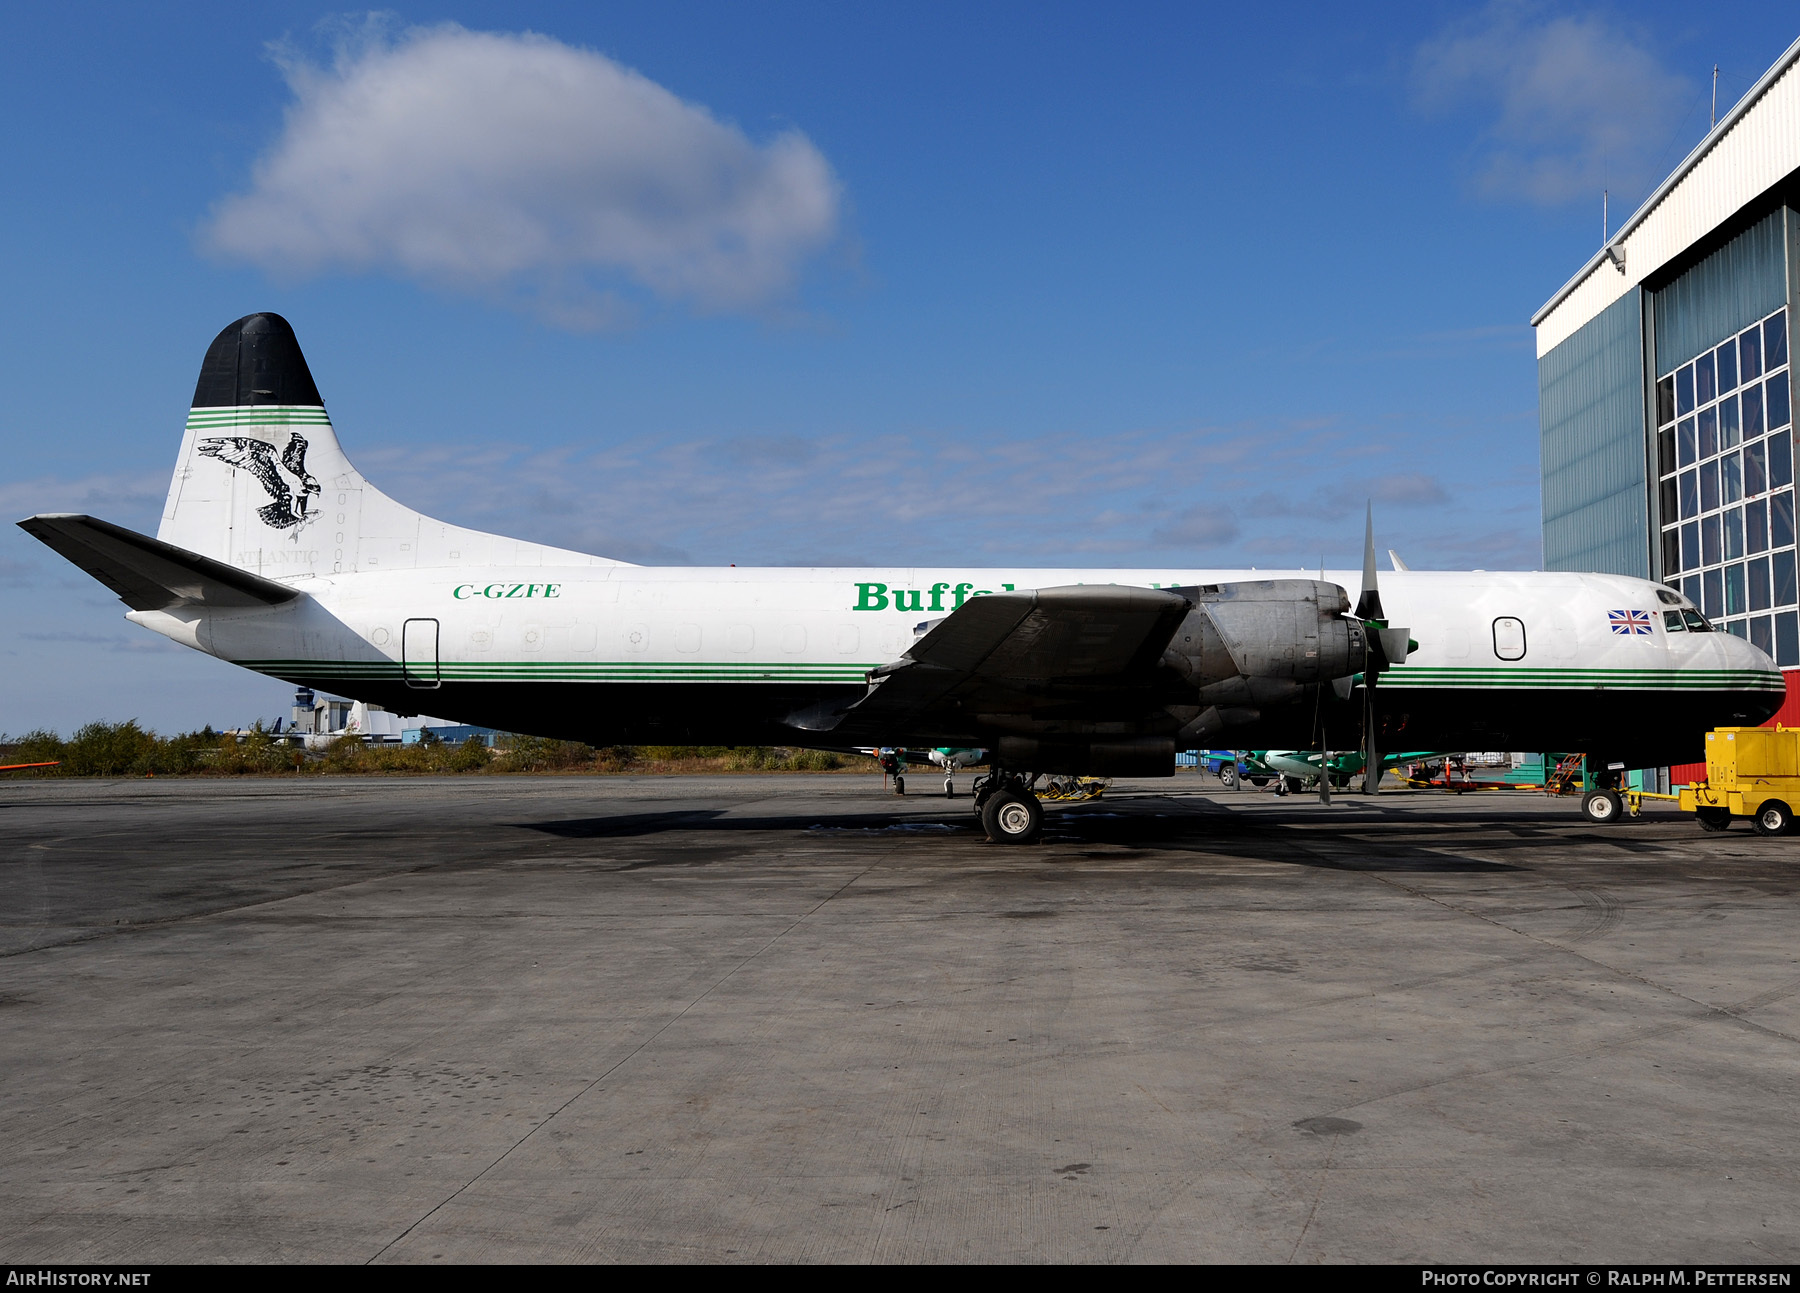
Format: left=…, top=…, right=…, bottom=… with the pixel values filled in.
left=403, top=618, right=440, bottom=689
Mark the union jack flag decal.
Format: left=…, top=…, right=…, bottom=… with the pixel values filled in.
left=1609, top=609, right=1654, bottom=635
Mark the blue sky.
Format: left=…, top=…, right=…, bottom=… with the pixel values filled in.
left=2, top=2, right=1796, bottom=734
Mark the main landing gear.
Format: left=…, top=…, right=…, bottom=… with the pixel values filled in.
left=1580, top=788, right=1623, bottom=824
left=971, top=771, right=1044, bottom=845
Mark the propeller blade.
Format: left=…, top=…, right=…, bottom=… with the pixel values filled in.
left=1355, top=501, right=1384, bottom=622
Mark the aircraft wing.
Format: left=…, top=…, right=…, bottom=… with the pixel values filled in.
left=789, top=585, right=1192, bottom=740
left=18, top=513, right=300, bottom=611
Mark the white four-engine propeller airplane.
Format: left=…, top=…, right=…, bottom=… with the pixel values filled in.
left=19, top=314, right=1786, bottom=841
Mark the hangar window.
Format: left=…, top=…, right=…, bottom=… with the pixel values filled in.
left=1658, top=307, right=1796, bottom=661
left=1492, top=617, right=1526, bottom=660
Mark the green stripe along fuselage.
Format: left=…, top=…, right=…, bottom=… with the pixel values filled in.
left=237, top=658, right=1783, bottom=690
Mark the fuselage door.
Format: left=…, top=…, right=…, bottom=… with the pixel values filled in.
left=403, top=617, right=441, bottom=688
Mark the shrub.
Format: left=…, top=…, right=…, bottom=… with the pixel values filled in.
left=3, top=729, right=68, bottom=773
left=493, top=733, right=596, bottom=772
left=207, top=724, right=293, bottom=775
left=317, top=734, right=371, bottom=773
left=58, top=720, right=159, bottom=776
left=787, top=748, right=843, bottom=771
left=445, top=735, right=492, bottom=772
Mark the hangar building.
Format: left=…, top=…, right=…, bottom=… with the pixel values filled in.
left=1534, top=34, right=1800, bottom=721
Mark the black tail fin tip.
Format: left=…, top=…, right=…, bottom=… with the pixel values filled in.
left=191, top=313, right=324, bottom=410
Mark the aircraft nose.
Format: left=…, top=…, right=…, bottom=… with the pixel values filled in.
left=1718, top=629, right=1786, bottom=725
left=1726, top=629, right=1780, bottom=675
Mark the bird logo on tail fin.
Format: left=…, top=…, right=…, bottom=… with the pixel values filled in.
left=197, top=432, right=322, bottom=531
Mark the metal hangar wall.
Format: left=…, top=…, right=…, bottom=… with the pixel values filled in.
left=1535, top=36, right=1800, bottom=685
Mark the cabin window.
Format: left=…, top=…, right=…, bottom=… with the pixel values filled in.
left=676, top=623, right=702, bottom=653
left=727, top=624, right=754, bottom=653
left=1492, top=617, right=1526, bottom=661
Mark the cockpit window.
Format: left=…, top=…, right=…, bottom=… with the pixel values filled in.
left=1656, top=588, right=1683, bottom=605
left=1682, top=609, right=1713, bottom=632
left=1663, top=610, right=1687, bottom=632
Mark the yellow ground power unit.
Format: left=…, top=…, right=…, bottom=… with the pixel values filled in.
left=1678, top=726, right=1800, bottom=836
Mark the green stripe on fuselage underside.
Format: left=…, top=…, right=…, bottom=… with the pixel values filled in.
left=233, top=659, right=1784, bottom=689
left=234, top=659, right=878, bottom=682
left=1387, top=666, right=1783, bottom=690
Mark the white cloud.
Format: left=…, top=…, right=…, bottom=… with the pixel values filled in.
left=1414, top=5, right=1695, bottom=206
left=204, top=21, right=842, bottom=323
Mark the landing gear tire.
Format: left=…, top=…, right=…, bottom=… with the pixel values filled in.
left=1752, top=800, right=1793, bottom=837
left=982, top=791, right=1043, bottom=844
left=1696, top=807, right=1732, bottom=832
left=944, top=776, right=955, bottom=799
left=1581, top=789, right=1623, bottom=824
left=1218, top=766, right=1238, bottom=789
left=893, top=775, right=905, bottom=796
left=1274, top=776, right=1292, bottom=797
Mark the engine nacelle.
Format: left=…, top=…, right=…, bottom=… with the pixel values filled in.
left=1163, top=579, right=1360, bottom=688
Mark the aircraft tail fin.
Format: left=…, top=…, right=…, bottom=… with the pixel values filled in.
left=157, top=313, right=620, bottom=580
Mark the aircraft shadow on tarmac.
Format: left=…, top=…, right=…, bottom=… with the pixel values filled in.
left=515, top=801, right=1536, bottom=873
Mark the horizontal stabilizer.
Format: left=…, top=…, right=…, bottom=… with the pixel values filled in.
left=18, top=513, right=300, bottom=611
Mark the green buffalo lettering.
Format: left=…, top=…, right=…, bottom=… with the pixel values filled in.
left=854, top=581, right=1016, bottom=610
